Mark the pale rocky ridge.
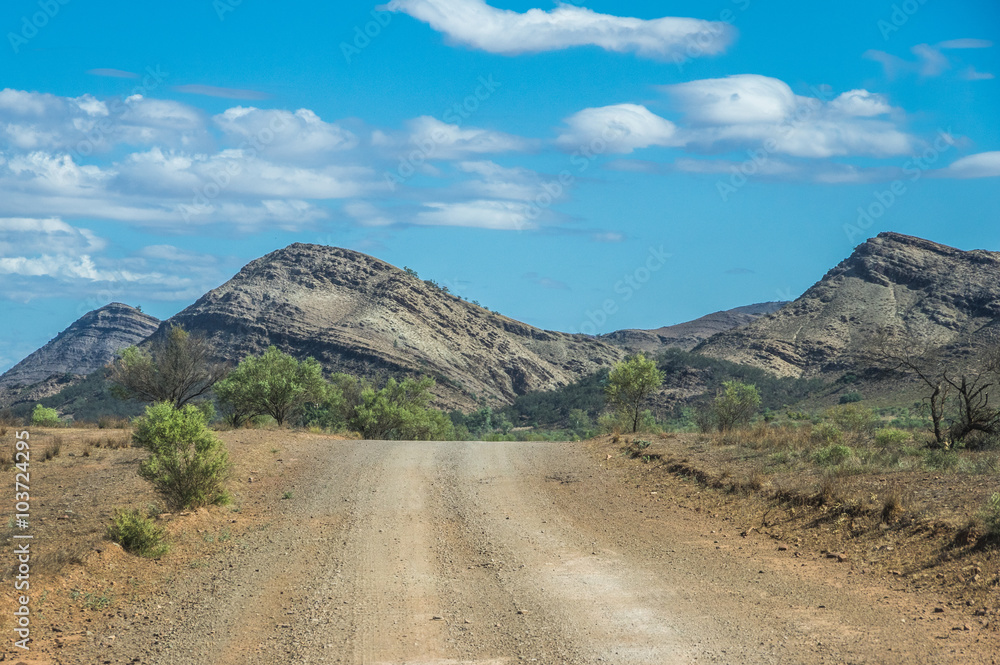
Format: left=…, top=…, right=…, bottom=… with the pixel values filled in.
left=600, top=302, right=788, bottom=353
left=0, top=303, right=160, bottom=406
left=696, top=232, right=1000, bottom=377
left=159, top=243, right=625, bottom=409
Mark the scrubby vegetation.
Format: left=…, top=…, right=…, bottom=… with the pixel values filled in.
left=106, top=508, right=169, bottom=558
left=132, top=402, right=231, bottom=510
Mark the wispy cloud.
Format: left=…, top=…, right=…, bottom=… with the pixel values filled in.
left=87, top=68, right=140, bottom=79
left=938, top=151, right=1000, bottom=179
left=384, top=0, right=736, bottom=60
left=523, top=271, right=569, bottom=290
left=864, top=39, right=994, bottom=80
left=174, top=84, right=272, bottom=100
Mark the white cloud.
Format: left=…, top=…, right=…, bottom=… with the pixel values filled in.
left=0, top=88, right=209, bottom=154
left=214, top=107, right=359, bottom=161
left=663, top=75, right=912, bottom=158
left=940, top=151, right=1000, bottom=179
left=384, top=0, right=735, bottom=59
left=404, top=116, right=530, bottom=159
left=455, top=160, right=547, bottom=200
left=556, top=104, right=679, bottom=153
left=865, top=39, right=994, bottom=80
left=413, top=199, right=536, bottom=230
left=343, top=201, right=395, bottom=227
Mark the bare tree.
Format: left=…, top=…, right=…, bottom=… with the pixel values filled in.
left=110, top=325, right=228, bottom=409
left=862, top=326, right=950, bottom=445
left=862, top=327, right=1000, bottom=447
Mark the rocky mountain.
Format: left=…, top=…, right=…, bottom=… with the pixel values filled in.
left=0, top=303, right=160, bottom=406
left=696, top=232, right=1000, bottom=377
left=159, top=243, right=624, bottom=409
left=601, top=302, right=787, bottom=354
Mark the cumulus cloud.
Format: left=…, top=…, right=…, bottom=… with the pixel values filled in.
left=214, top=107, right=359, bottom=161
left=0, top=88, right=209, bottom=154
left=663, top=75, right=913, bottom=158
left=939, top=151, right=1000, bottom=179
left=0, top=218, right=225, bottom=303
left=384, top=0, right=735, bottom=59
left=556, top=104, right=679, bottom=153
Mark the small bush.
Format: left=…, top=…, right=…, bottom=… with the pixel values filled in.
left=814, top=444, right=854, bottom=466
left=106, top=508, right=168, bottom=557
left=874, top=427, right=911, bottom=448
left=881, top=487, right=909, bottom=523
left=31, top=404, right=61, bottom=427
left=839, top=391, right=863, bottom=404
left=132, top=402, right=231, bottom=510
left=978, top=493, right=1000, bottom=544
left=825, top=403, right=879, bottom=435
left=97, top=415, right=131, bottom=429
left=811, top=422, right=843, bottom=444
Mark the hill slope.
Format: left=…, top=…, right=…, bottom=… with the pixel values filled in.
left=696, top=232, right=1000, bottom=377
left=601, top=302, right=787, bottom=353
left=160, top=243, right=624, bottom=408
left=0, top=303, right=160, bottom=406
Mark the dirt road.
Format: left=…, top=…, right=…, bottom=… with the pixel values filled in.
left=81, top=439, right=995, bottom=664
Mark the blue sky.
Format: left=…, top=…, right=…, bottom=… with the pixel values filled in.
left=1, top=0, right=998, bottom=372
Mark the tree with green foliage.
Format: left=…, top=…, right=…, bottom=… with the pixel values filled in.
left=31, top=404, right=61, bottom=427
left=604, top=354, right=664, bottom=433
left=214, top=347, right=326, bottom=426
left=350, top=376, right=453, bottom=440
left=713, top=380, right=761, bottom=432
left=111, top=325, right=227, bottom=409
left=132, top=402, right=231, bottom=509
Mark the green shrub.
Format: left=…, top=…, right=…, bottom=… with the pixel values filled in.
left=811, top=422, right=843, bottom=444
left=714, top=381, right=761, bottom=432
left=874, top=427, right=911, bottom=447
left=106, top=508, right=168, bottom=557
left=839, top=391, right=863, bottom=404
left=132, top=402, right=231, bottom=510
left=978, top=493, right=1000, bottom=543
left=31, top=404, right=61, bottom=427
left=814, top=444, right=854, bottom=466
left=825, top=403, right=878, bottom=435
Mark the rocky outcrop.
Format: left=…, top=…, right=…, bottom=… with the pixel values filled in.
left=601, top=302, right=787, bottom=353
left=696, top=233, right=1000, bottom=377
left=0, top=303, right=160, bottom=405
left=160, top=244, right=624, bottom=409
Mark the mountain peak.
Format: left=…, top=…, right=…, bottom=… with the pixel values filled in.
left=164, top=245, right=623, bottom=409
left=698, top=233, right=1000, bottom=377
left=0, top=303, right=160, bottom=405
